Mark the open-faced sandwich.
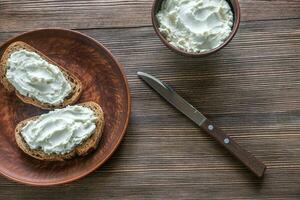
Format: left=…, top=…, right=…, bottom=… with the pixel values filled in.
left=15, top=102, right=104, bottom=161
left=0, top=41, right=82, bottom=109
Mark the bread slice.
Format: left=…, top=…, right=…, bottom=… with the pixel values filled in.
left=0, top=41, right=82, bottom=110
left=15, top=102, right=105, bottom=161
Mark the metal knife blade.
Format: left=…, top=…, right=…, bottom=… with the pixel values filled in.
left=137, top=71, right=206, bottom=126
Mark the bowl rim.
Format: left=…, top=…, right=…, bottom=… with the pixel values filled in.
left=151, top=0, right=241, bottom=57
left=0, top=28, right=131, bottom=186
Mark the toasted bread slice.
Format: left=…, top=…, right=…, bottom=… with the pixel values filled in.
left=15, top=102, right=105, bottom=161
left=0, top=41, right=82, bottom=109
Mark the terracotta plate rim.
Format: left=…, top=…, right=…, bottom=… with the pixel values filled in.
left=0, top=28, right=131, bottom=186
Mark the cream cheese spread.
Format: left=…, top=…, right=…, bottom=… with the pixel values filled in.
left=6, top=49, right=72, bottom=105
left=21, top=105, right=97, bottom=154
left=156, top=0, right=234, bottom=52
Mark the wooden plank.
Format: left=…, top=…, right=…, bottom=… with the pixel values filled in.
left=0, top=0, right=300, bottom=31
left=0, top=17, right=299, bottom=199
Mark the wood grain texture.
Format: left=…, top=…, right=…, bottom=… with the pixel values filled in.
left=0, top=0, right=300, bottom=199
left=0, top=0, right=300, bottom=31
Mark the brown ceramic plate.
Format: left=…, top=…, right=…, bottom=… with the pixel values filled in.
left=0, top=29, right=131, bottom=186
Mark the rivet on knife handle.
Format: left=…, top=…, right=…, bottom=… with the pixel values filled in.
left=202, top=119, right=266, bottom=178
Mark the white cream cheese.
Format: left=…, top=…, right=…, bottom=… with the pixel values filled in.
left=156, top=0, right=234, bottom=52
left=21, top=105, right=97, bottom=154
left=6, top=49, right=72, bottom=105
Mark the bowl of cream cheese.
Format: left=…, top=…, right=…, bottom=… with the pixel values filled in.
left=152, top=0, right=240, bottom=57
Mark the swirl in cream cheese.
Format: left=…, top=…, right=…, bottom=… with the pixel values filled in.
left=6, top=49, right=72, bottom=105
left=156, top=0, right=234, bottom=52
left=21, top=105, right=97, bottom=154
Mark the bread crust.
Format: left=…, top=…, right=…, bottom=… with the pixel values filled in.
left=0, top=41, right=82, bottom=109
left=15, top=102, right=105, bottom=161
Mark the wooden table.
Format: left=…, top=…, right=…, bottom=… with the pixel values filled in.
left=0, top=0, right=299, bottom=199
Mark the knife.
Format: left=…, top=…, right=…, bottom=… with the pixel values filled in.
left=137, top=71, right=266, bottom=178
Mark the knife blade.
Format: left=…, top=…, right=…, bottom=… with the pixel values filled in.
left=137, top=71, right=266, bottom=178
left=137, top=71, right=207, bottom=126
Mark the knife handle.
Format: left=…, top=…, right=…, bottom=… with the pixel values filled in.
left=201, top=119, right=266, bottom=178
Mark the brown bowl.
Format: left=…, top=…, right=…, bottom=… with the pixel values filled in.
left=151, top=0, right=241, bottom=57
left=0, top=29, right=131, bottom=186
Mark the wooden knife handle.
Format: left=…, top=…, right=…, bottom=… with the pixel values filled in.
left=201, top=119, right=266, bottom=178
